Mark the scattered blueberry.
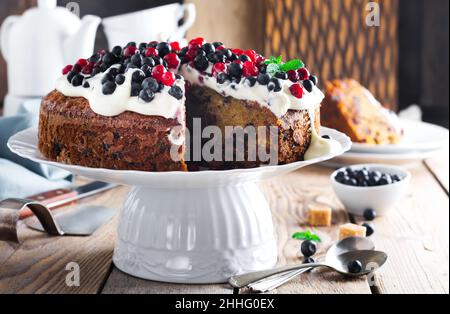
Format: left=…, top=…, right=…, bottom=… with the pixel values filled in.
left=82, top=79, right=90, bottom=88
left=228, top=62, right=243, bottom=79
left=310, top=75, right=318, bottom=85
left=202, top=43, right=215, bottom=54
left=267, top=78, right=282, bottom=92
left=347, top=260, right=363, bottom=274
left=71, top=74, right=84, bottom=87
left=102, top=52, right=118, bottom=65
left=130, top=82, right=141, bottom=97
left=131, top=70, right=146, bottom=84
left=363, top=209, right=377, bottom=221
left=194, top=55, right=209, bottom=72
left=130, top=54, right=142, bottom=67
left=243, top=77, right=257, bottom=87
left=142, top=77, right=160, bottom=92
left=322, top=135, right=331, bottom=139
left=212, top=41, right=223, bottom=48
left=112, top=46, right=122, bottom=56
left=142, top=57, right=156, bottom=67
left=301, top=240, right=317, bottom=257
left=102, top=81, right=116, bottom=95
left=303, top=79, right=314, bottom=92
left=335, top=167, right=402, bottom=188
left=216, top=72, right=230, bottom=84
left=67, top=71, right=77, bottom=83
left=115, top=74, right=125, bottom=85
left=275, top=71, right=288, bottom=80
left=156, top=42, right=171, bottom=56
left=362, top=222, right=375, bottom=236
left=239, top=54, right=251, bottom=62
left=101, top=73, right=114, bottom=84
left=303, top=257, right=316, bottom=264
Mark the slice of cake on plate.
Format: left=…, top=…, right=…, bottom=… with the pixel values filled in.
left=321, top=79, right=403, bottom=145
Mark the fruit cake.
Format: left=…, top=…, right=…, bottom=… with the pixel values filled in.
left=38, top=39, right=340, bottom=171
left=321, top=79, right=402, bottom=145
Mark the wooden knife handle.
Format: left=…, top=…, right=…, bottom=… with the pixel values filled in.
left=20, top=189, right=78, bottom=219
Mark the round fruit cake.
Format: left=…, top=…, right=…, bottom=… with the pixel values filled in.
left=38, top=38, right=340, bottom=171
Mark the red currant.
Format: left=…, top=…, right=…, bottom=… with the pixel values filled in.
left=289, top=83, right=304, bottom=99
left=145, top=47, right=159, bottom=57
left=242, top=61, right=259, bottom=77
left=161, top=71, right=176, bottom=86
left=287, top=70, right=299, bottom=82
left=76, top=59, right=88, bottom=67
left=164, top=52, right=180, bottom=69
left=188, top=37, right=204, bottom=49
left=170, top=41, right=181, bottom=51
left=231, top=48, right=243, bottom=56
left=212, top=62, right=227, bottom=76
left=244, top=50, right=257, bottom=62
left=297, top=68, right=310, bottom=80
left=152, top=64, right=166, bottom=82
left=62, top=64, right=73, bottom=75
left=123, top=46, right=137, bottom=58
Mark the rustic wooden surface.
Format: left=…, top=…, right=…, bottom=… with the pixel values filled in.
left=0, top=153, right=448, bottom=294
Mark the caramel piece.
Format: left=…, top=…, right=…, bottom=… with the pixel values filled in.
left=339, top=223, right=367, bottom=240
left=307, top=205, right=332, bottom=227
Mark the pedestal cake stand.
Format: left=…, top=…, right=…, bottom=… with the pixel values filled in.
left=8, top=127, right=351, bottom=283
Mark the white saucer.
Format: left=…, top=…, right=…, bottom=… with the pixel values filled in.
left=8, top=127, right=351, bottom=283
left=350, top=120, right=449, bottom=154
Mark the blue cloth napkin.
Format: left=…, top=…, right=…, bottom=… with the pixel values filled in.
left=0, top=100, right=72, bottom=200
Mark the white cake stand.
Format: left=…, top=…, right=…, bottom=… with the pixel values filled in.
left=8, top=127, right=351, bottom=283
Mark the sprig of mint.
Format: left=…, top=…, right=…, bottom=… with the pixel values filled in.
left=292, top=230, right=321, bottom=243
left=263, top=55, right=304, bottom=75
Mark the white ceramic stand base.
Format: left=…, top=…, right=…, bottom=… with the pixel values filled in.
left=113, top=183, right=277, bottom=283
left=8, top=127, right=351, bottom=284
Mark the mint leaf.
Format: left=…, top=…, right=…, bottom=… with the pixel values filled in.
left=266, top=63, right=280, bottom=75
left=276, top=55, right=283, bottom=64
left=280, top=59, right=304, bottom=72
left=292, top=230, right=322, bottom=242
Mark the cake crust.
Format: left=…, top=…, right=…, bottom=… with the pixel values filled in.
left=38, top=90, right=187, bottom=172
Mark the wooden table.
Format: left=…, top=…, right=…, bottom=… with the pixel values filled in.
left=0, top=151, right=448, bottom=294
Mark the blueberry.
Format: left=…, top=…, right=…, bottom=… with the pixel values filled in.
left=391, top=174, right=401, bottom=182
left=257, top=73, right=270, bottom=85
left=140, top=64, right=152, bottom=77
left=363, top=209, right=376, bottom=221
left=303, top=79, right=314, bottom=92
left=130, top=54, right=142, bottom=67
left=322, top=135, right=331, bottom=139
left=102, top=81, right=116, bottom=95
left=212, top=41, right=223, bottom=47
left=132, top=70, right=146, bottom=84
left=91, top=67, right=101, bottom=76
left=67, top=71, right=77, bottom=83
left=138, top=42, right=148, bottom=51
left=71, top=74, right=84, bottom=87
left=216, top=72, right=230, bottom=84
left=168, top=85, right=184, bottom=100
left=126, top=64, right=138, bottom=72
left=310, top=75, right=318, bottom=85
left=126, top=41, right=137, bottom=47
left=112, top=45, right=122, bottom=56
left=196, top=49, right=207, bottom=57
left=301, top=240, right=317, bottom=257
left=194, top=55, right=209, bottom=72
left=147, top=41, right=157, bottom=48
left=72, top=63, right=82, bottom=73
left=130, top=82, right=141, bottom=97
left=303, top=257, right=316, bottom=264
left=115, top=74, right=126, bottom=85
left=220, top=48, right=233, bottom=60
left=335, top=171, right=346, bottom=182
left=362, top=222, right=375, bottom=236
left=243, top=77, right=257, bottom=87
left=179, top=47, right=188, bottom=56
left=206, top=53, right=216, bottom=63
left=109, top=68, right=118, bottom=77
left=347, top=260, right=363, bottom=274
left=152, top=56, right=163, bottom=65
left=142, top=77, right=159, bottom=92
left=267, top=78, right=282, bottom=92
left=102, top=52, right=118, bottom=65
left=239, top=54, right=251, bottom=62
left=88, top=54, right=100, bottom=63
left=156, top=42, right=171, bottom=56
left=142, top=57, right=156, bottom=67
left=202, top=43, right=215, bottom=54
left=214, top=53, right=227, bottom=64
left=139, top=88, right=155, bottom=103
left=101, top=73, right=114, bottom=84
left=275, top=71, right=288, bottom=80
left=228, top=62, right=243, bottom=79
left=82, top=79, right=90, bottom=88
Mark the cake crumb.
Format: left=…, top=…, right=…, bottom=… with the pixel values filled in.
left=307, top=205, right=332, bottom=227
left=339, top=223, right=366, bottom=240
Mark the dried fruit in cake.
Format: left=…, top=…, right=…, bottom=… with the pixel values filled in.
left=321, top=79, right=403, bottom=144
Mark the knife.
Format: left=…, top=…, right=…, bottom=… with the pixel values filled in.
left=20, top=181, right=118, bottom=219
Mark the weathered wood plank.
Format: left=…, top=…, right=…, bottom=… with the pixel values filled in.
left=361, top=163, right=449, bottom=294
left=0, top=185, right=129, bottom=294
left=424, top=149, right=449, bottom=194
left=102, top=166, right=371, bottom=294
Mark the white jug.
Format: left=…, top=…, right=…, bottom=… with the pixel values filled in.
left=0, top=0, right=101, bottom=115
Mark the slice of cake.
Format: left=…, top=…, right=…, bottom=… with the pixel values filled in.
left=321, top=79, right=403, bottom=145
left=39, top=42, right=187, bottom=171
left=38, top=39, right=341, bottom=171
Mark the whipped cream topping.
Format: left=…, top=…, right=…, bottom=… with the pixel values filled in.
left=179, top=64, right=325, bottom=118
left=180, top=64, right=341, bottom=160
left=56, top=65, right=185, bottom=122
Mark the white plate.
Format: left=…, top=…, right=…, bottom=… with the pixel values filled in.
left=8, top=127, right=351, bottom=188
left=325, top=149, right=446, bottom=169
left=350, top=120, right=449, bottom=154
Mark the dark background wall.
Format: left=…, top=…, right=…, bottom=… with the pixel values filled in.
left=0, top=0, right=448, bottom=127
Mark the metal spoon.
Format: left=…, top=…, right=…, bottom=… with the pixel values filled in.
left=229, top=249, right=387, bottom=289
left=249, top=237, right=375, bottom=292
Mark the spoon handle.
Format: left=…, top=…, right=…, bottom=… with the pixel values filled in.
left=229, top=262, right=326, bottom=288
left=249, top=268, right=311, bottom=292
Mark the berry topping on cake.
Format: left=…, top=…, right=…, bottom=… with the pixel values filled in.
left=289, top=83, right=304, bottom=99
left=62, top=64, right=73, bottom=75
left=163, top=52, right=180, bottom=69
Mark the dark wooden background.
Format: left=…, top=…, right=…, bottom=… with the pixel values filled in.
left=0, top=0, right=448, bottom=127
